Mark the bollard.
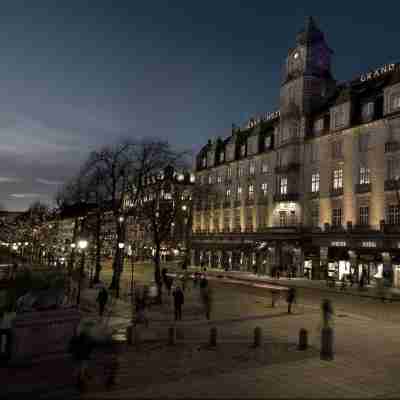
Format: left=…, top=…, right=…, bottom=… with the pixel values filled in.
left=253, top=326, right=262, bottom=348
left=168, top=326, right=176, bottom=345
left=126, top=325, right=133, bottom=345
left=298, top=328, right=308, bottom=350
left=209, top=327, right=217, bottom=347
left=320, top=326, right=334, bottom=360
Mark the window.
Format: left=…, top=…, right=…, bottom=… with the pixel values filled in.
left=219, top=152, right=225, bottom=163
left=310, top=142, right=319, bottom=163
left=333, top=168, right=343, bottom=189
left=202, top=157, right=207, bottom=167
left=391, top=94, right=400, bottom=110
left=290, top=122, right=299, bottom=138
left=226, top=187, right=231, bottom=198
left=236, top=186, right=242, bottom=200
left=359, top=206, right=369, bottom=226
left=200, top=175, right=204, bottom=185
left=279, top=211, right=288, bottom=227
left=359, top=166, right=370, bottom=185
left=280, top=177, right=288, bottom=195
left=362, top=102, right=374, bottom=120
left=241, top=144, right=246, bottom=157
left=261, top=162, right=269, bottom=174
left=246, top=207, right=253, bottom=230
left=227, top=166, right=232, bottom=178
left=217, top=175, right=223, bottom=184
left=359, top=134, right=370, bottom=152
left=234, top=209, right=241, bottom=230
left=311, top=173, right=320, bottom=193
left=249, top=162, right=255, bottom=176
left=264, top=136, right=272, bottom=149
left=313, top=119, right=323, bottom=133
left=387, top=205, right=400, bottom=225
left=261, top=182, right=268, bottom=196
left=333, top=107, right=345, bottom=128
left=238, top=166, right=244, bottom=177
left=223, top=210, right=230, bottom=230
left=387, top=158, right=399, bottom=180
left=332, top=140, right=343, bottom=159
left=311, top=203, right=319, bottom=227
left=208, top=175, right=213, bottom=185
left=332, top=208, right=342, bottom=226
left=248, top=184, right=254, bottom=200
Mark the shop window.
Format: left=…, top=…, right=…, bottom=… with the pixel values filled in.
left=332, top=208, right=342, bottom=226
left=359, top=206, right=369, bottom=225
left=359, top=166, right=370, bottom=185
left=311, top=172, right=320, bottom=193
left=279, top=211, right=288, bottom=227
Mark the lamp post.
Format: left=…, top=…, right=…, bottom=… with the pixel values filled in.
left=127, top=244, right=134, bottom=300
left=76, top=239, right=88, bottom=305
left=116, top=242, right=125, bottom=298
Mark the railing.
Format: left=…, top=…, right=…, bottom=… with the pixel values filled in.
left=273, top=193, right=299, bottom=202
left=330, top=187, right=344, bottom=197
left=274, top=162, right=301, bottom=174
left=384, top=179, right=398, bottom=191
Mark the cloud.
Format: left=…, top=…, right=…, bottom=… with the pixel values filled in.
left=0, top=176, right=21, bottom=183
left=10, top=193, right=40, bottom=198
left=36, top=178, right=63, bottom=185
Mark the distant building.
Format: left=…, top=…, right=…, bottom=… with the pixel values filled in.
left=192, top=17, right=400, bottom=288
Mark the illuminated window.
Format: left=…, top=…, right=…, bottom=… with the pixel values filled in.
left=261, top=162, right=269, bottom=174
left=238, top=166, right=244, bottom=177
left=236, top=186, right=242, bottom=200
left=311, top=173, right=320, bottom=193
left=333, top=168, right=343, bottom=189
left=227, top=166, right=232, bottom=178
left=202, top=157, right=207, bottom=167
left=219, top=152, right=225, bottom=163
left=248, top=184, right=254, bottom=200
left=241, top=144, right=246, bottom=157
left=226, top=187, right=231, bottom=198
left=387, top=158, right=399, bottom=179
left=280, top=177, right=288, bottom=195
left=279, top=211, right=288, bottom=227
left=261, top=182, right=268, bottom=196
left=387, top=205, right=400, bottom=225
left=359, top=166, right=370, bottom=185
left=217, top=175, right=223, bottom=184
left=208, top=175, right=213, bottom=184
left=359, top=206, right=369, bottom=225
left=332, top=208, right=342, bottom=226
left=249, top=162, right=255, bottom=176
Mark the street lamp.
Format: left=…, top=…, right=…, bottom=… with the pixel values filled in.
left=76, top=239, right=88, bottom=305
left=116, top=242, right=125, bottom=299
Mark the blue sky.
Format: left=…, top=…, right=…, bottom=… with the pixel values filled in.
left=0, top=1, right=399, bottom=210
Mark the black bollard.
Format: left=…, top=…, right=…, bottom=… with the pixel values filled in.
left=320, top=326, right=334, bottom=360
left=298, top=328, right=308, bottom=350
left=209, top=327, right=217, bottom=347
left=253, top=326, right=262, bottom=348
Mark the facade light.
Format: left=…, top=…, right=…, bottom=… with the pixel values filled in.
left=78, top=240, right=88, bottom=250
left=118, top=242, right=125, bottom=249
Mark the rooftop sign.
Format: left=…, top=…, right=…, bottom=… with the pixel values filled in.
left=246, top=110, right=280, bottom=129
left=360, top=63, right=397, bottom=83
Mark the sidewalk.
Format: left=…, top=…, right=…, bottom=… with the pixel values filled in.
left=187, top=266, right=400, bottom=300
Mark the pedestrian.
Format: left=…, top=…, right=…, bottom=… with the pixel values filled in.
left=340, top=275, right=346, bottom=291
left=286, top=287, right=296, bottom=314
left=321, top=299, right=334, bottom=328
left=359, top=273, right=365, bottom=290
left=181, top=270, right=189, bottom=292
left=349, top=273, right=354, bottom=287
left=193, top=271, right=199, bottom=288
left=203, top=286, right=213, bottom=320
left=200, top=276, right=208, bottom=290
left=162, top=267, right=168, bottom=288
left=68, top=331, right=94, bottom=391
left=96, top=287, right=108, bottom=317
left=166, top=276, right=173, bottom=296
left=172, top=286, right=184, bottom=321
left=277, top=269, right=280, bottom=280
left=104, top=349, right=119, bottom=390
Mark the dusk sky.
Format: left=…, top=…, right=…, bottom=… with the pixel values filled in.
left=0, top=1, right=399, bottom=211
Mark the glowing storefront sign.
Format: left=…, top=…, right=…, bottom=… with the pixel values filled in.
left=331, top=241, right=346, bottom=247
left=362, top=241, right=376, bottom=248
left=360, top=63, right=397, bottom=83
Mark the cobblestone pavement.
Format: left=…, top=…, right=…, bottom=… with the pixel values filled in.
left=77, top=278, right=400, bottom=398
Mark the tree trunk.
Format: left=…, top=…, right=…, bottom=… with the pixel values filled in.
left=154, top=242, right=162, bottom=304
left=93, top=212, right=102, bottom=283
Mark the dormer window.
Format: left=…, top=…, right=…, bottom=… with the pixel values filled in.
left=219, top=152, right=225, bottom=163
left=313, top=118, right=324, bottom=133
left=362, top=102, right=374, bottom=120
left=392, top=94, right=400, bottom=111
left=240, top=144, right=246, bottom=157
left=202, top=157, right=207, bottom=167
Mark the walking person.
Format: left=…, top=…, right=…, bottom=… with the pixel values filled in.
left=173, top=286, right=184, bottom=321
left=96, top=287, right=108, bottom=317
left=286, top=287, right=296, bottom=314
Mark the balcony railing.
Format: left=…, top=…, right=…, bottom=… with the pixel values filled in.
left=355, top=183, right=371, bottom=194
left=330, top=187, right=344, bottom=197
left=273, top=193, right=299, bottom=202
left=274, top=162, right=301, bottom=174
left=385, top=179, right=398, bottom=191
left=385, top=141, right=400, bottom=153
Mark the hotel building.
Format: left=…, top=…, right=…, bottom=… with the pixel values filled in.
left=191, top=17, right=400, bottom=287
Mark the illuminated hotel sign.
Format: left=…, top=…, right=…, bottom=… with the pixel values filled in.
left=360, top=63, right=397, bottom=83
left=362, top=241, right=376, bottom=248
left=247, top=110, right=280, bottom=129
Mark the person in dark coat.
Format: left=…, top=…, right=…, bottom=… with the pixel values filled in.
left=200, top=276, right=208, bottom=290
left=96, top=287, right=108, bottom=317
left=166, top=276, right=173, bottom=296
left=287, top=287, right=296, bottom=314
left=172, top=286, right=184, bottom=321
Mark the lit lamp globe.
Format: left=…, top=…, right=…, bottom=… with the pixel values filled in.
left=24, top=242, right=29, bottom=246
left=70, top=243, right=76, bottom=249
left=118, top=242, right=125, bottom=249
left=78, top=240, right=88, bottom=250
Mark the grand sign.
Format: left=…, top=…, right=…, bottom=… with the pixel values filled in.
left=247, top=110, right=280, bottom=129
left=360, top=63, right=397, bottom=83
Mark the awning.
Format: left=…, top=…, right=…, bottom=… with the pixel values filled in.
left=328, top=247, right=349, bottom=261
